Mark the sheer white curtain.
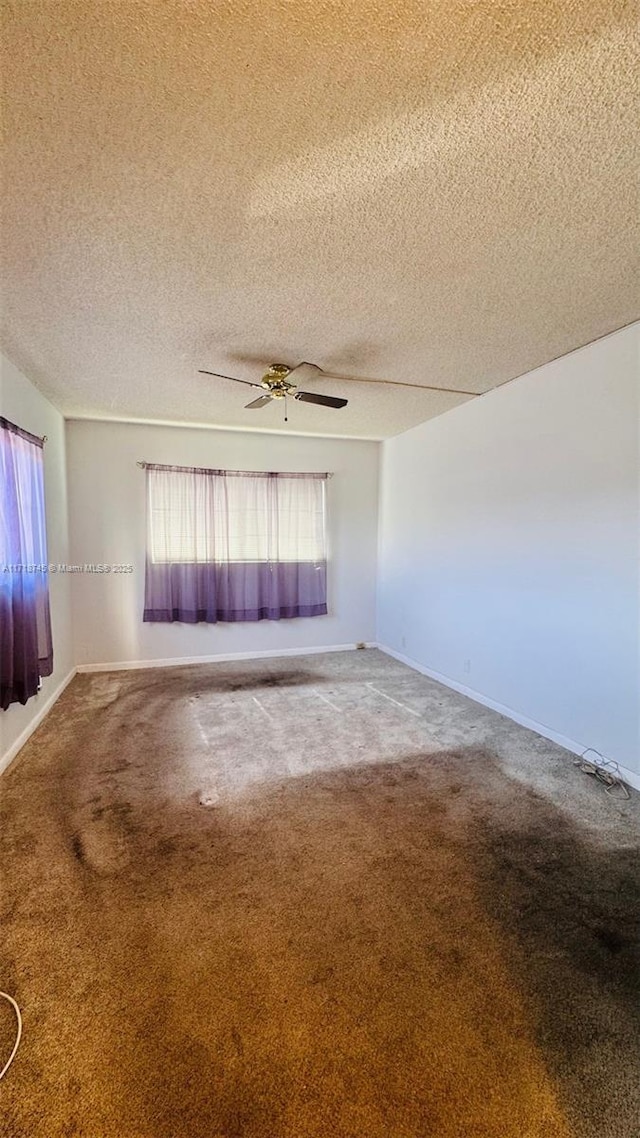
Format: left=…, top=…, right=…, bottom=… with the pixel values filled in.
left=144, top=465, right=328, bottom=623
left=148, top=467, right=326, bottom=564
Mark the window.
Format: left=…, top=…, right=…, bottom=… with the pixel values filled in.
left=0, top=417, right=53, bottom=709
left=143, top=464, right=328, bottom=623
left=148, top=466, right=326, bottom=564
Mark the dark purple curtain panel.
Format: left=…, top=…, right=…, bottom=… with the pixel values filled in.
left=1, top=417, right=54, bottom=709
left=143, top=465, right=328, bottom=623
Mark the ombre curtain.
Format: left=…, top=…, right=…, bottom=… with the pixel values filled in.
left=0, top=417, right=53, bottom=709
left=143, top=464, right=328, bottom=622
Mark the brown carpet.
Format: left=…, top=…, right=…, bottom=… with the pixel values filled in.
left=1, top=650, right=638, bottom=1137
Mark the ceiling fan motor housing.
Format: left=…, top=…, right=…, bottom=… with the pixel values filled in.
left=261, top=364, right=295, bottom=398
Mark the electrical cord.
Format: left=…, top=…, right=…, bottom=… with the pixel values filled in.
left=0, top=992, right=22, bottom=1081
left=573, top=748, right=630, bottom=800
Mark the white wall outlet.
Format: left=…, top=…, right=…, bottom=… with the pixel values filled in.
left=464, top=659, right=471, bottom=673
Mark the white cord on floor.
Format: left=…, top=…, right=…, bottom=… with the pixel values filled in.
left=0, top=992, right=22, bottom=1081
left=573, top=748, right=630, bottom=800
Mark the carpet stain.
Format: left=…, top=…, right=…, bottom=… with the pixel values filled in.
left=70, top=832, right=85, bottom=865
left=190, top=669, right=321, bottom=694
left=474, top=797, right=640, bottom=1130
left=1, top=657, right=638, bottom=1137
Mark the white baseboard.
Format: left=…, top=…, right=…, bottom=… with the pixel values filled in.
left=76, top=642, right=378, bottom=674
left=377, top=644, right=640, bottom=793
left=0, top=667, right=77, bottom=777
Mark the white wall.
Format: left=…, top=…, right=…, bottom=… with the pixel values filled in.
left=0, top=353, right=74, bottom=770
left=67, top=420, right=379, bottom=666
left=377, top=325, right=640, bottom=774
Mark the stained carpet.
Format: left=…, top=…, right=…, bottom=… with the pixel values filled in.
left=0, top=650, right=638, bottom=1137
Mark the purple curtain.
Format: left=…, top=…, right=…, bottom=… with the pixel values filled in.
left=143, top=464, right=328, bottom=623
left=1, top=417, right=53, bottom=709
left=143, top=561, right=327, bottom=622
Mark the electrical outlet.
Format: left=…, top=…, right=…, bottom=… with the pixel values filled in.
left=401, top=635, right=406, bottom=649
left=463, top=659, right=471, bottom=674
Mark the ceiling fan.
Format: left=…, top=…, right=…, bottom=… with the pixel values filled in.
left=198, top=361, right=479, bottom=420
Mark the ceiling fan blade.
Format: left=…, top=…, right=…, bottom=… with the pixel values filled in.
left=198, top=369, right=260, bottom=389
left=295, top=391, right=348, bottom=409
left=286, top=362, right=323, bottom=383
left=245, top=395, right=273, bottom=409
left=288, top=361, right=479, bottom=396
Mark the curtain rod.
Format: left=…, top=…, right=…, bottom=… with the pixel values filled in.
left=0, top=416, right=47, bottom=446
left=137, top=461, right=332, bottom=477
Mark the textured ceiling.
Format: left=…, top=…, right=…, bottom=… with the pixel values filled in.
left=1, top=1, right=638, bottom=439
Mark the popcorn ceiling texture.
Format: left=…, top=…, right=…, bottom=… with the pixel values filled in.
left=1, top=1, right=638, bottom=439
